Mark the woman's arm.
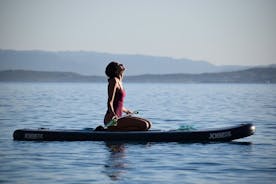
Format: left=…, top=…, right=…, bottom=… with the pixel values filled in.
left=123, top=107, right=132, bottom=114
left=107, top=78, right=118, bottom=118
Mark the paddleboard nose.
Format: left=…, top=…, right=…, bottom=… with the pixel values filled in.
left=250, top=125, right=256, bottom=134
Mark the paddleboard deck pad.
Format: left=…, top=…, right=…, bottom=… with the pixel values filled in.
left=13, top=123, right=255, bottom=142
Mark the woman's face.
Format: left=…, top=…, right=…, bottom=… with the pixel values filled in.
left=117, top=63, right=125, bottom=73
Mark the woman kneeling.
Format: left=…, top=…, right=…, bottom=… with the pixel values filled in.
left=104, top=61, right=151, bottom=131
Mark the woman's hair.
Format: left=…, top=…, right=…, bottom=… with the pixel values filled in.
left=105, top=61, right=120, bottom=79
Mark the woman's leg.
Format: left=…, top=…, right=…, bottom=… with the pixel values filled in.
left=107, top=116, right=151, bottom=131
left=127, top=116, right=152, bottom=129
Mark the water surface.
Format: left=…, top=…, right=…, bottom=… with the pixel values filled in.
left=0, top=83, right=275, bottom=183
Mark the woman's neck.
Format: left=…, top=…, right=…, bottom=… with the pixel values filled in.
left=118, top=74, right=123, bottom=81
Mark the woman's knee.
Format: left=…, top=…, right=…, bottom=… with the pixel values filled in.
left=146, top=120, right=152, bottom=129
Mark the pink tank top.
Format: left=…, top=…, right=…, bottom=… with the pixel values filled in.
left=113, top=88, right=126, bottom=117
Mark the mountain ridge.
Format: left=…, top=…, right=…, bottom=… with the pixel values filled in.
left=1, top=67, right=275, bottom=83
left=0, top=49, right=251, bottom=76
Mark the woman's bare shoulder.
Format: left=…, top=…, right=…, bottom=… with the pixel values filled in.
left=108, top=78, right=119, bottom=86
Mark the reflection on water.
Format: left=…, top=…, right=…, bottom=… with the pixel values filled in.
left=104, top=142, right=127, bottom=181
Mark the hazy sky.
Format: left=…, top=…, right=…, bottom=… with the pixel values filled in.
left=0, top=0, right=275, bottom=66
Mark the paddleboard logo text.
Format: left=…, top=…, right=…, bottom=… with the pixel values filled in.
left=209, top=131, right=231, bottom=139
left=24, top=133, right=43, bottom=140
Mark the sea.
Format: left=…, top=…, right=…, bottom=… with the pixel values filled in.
left=0, top=82, right=275, bottom=184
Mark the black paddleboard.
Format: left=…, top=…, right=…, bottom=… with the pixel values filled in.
left=13, top=123, right=255, bottom=142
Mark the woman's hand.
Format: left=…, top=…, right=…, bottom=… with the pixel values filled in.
left=104, top=111, right=118, bottom=123
left=123, top=108, right=133, bottom=115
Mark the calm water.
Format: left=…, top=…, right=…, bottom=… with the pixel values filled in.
left=0, top=83, right=275, bottom=184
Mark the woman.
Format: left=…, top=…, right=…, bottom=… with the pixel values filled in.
left=104, top=61, right=151, bottom=131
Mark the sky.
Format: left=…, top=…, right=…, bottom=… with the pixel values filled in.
left=0, top=0, right=275, bottom=66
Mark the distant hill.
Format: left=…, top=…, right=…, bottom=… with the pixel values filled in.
left=0, top=49, right=249, bottom=76
left=0, top=67, right=275, bottom=83
left=0, top=70, right=105, bottom=82
left=125, top=67, right=276, bottom=83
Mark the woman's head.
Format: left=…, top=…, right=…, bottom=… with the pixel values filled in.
left=105, top=61, right=125, bottom=79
